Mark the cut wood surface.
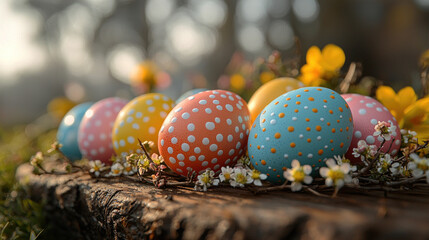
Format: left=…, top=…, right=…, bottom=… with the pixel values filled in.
left=16, top=163, right=429, bottom=240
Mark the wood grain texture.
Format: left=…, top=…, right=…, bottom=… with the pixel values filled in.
left=16, top=163, right=429, bottom=240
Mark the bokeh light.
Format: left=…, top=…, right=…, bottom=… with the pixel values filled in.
left=0, top=0, right=46, bottom=84
left=107, top=44, right=144, bottom=84
left=292, top=0, right=320, bottom=22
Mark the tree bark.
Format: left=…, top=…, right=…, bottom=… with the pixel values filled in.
left=16, top=163, right=429, bottom=240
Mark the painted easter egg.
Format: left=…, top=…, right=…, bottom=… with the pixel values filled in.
left=112, top=93, right=174, bottom=156
left=248, top=87, right=354, bottom=183
left=78, top=97, right=128, bottom=164
left=176, top=88, right=207, bottom=104
left=247, top=77, right=304, bottom=123
left=342, top=94, right=401, bottom=164
left=57, top=102, right=93, bottom=161
left=159, top=90, right=251, bottom=177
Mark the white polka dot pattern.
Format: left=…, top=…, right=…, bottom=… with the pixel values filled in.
left=78, top=97, right=128, bottom=164
left=112, top=93, right=174, bottom=157
left=342, top=94, right=401, bottom=163
left=159, top=90, right=251, bottom=177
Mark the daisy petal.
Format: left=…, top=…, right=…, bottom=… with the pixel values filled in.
left=319, top=167, right=329, bottom=177
left=326, top=159, right=336, bottom=168
left=291, top=159, right=300, bottom=168
left=303, top=165, right=312, bottom=175
left=303, top=176, right=313, bottom=184
left=291, top=182, right=303, bottom=192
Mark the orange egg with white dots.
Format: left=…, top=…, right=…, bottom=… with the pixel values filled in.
left=159, top=90, right=251, bottom=176
left=248, top=87, right=353, bottom=183
left=247, top=77, right=304, bottom=124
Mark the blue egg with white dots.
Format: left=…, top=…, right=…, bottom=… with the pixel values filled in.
left=57, top=102, right=93, bottom=161
left=248, top=87, right=353, bottom=183
left=176, top=88, right=207, bottom=104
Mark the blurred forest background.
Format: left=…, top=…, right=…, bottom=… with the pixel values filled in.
left=1, top=0, right=429, bottom=126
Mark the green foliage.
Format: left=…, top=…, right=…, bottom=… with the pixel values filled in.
left=0, top=126, right=56, bottom=240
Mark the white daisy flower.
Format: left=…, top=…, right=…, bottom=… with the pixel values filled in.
left=195, top=169, right=219, bottom=192
left=283, top=160, right=313, bottom=192
left=319, top=159, right=352, bottom=189
left=89, top=160, right=107, bottom=177
left=230, top=167, right=252, bottom=187
left=407, top=153, right=429, bottom=180
left=247, top=169, right=267, bottom=186
left=110, top=162, right=124, bottom=177
left=219, top=166, right=234, bottom=183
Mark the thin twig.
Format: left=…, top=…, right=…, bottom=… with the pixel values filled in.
left=353, top=139, right=386, bottom=177
left=393, top=140, right=429, bottom=163
left=304, top=187, right=330, bottom=198
left=358, top=177, right=380, bottom=184
left=138, top=139, right=154, bottom=162
left=339, top=62, right=357, bottom=93
left=386, top=176, right=425, bottom=186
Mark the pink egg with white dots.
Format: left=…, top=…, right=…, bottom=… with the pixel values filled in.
left=78, top=97, right=128, bottom=164
left=342, top=94, right=401, bottom=164
left=158, top=90, right=251, bottom=177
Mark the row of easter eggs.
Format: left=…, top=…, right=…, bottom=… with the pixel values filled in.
left=57, top=77, right=401, bottom=183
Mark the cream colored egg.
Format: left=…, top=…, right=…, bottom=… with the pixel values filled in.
left=112, top=93, right=174, bottom=156
left=248, top=77, right=304, bottom=123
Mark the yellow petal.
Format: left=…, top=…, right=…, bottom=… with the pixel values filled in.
left=306, top=46, right=322, bottom=65
left=376, top=86, right=403, bottom=121
left=395, top=87, right=417, bottom=113
left=300, top=63, right=324, bottom=86
left=321, top=44, right=346, bottom=71
left=403, top=97, right=429, bottom=126
left=408, top=124, right=429, bottom=143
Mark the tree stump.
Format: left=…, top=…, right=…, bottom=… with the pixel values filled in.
left=16, top=163, right=429, bottom=240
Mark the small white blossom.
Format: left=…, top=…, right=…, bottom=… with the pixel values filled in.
left=320, top=159, right=352, bottom=189
left=334, top=155, right=357, bottom=172
left=352, top=140, right=377, bottom=162
left=407, top=154, right=429, bottom=181
left=89, top=160, right=107, bottom=177
left=30, top=151, right=44, bottom=167
left=390, top=162, right=401, bottom=176
left=219, top=166, right=234, bottom=183
left=236, top=156, right=251, bottom=168
left=283, top=160, right=313, bottom=192
left=122, top=162, right=137, bottom=175
left=230, top=167, right=252, bottom=187
left=109, top=162, right=124, bottom=177
left=151, top=153, right=164, bottom=165
left=195, top=169, right=219, bottom=191
left=352, top=140, right=368, bottom=159
left=247, top=169, right=267, bottom=186
left=376, top=154, right=393, bottom=174
left=401, top=129, right=417, bottom=144
left=373, top=121, right=395, bottom=141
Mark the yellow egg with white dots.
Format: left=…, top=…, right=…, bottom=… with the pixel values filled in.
left=112, top=93, right=174, bottom=156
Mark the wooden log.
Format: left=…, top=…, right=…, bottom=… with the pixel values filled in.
left=15, top=163, right=429, bottom=240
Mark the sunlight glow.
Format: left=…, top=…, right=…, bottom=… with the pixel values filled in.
left=0, top=0, right=46, bottom=85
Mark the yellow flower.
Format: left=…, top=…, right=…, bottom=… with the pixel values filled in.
left=376, top=86, right=429, bottom=141
left=47, top=97, right=76, bottom=120
left=299, top=44, right=345, bottom=86
left=259, top=71, right=276, bottom=84
left=230, top=74, right=246, bottom=91
left=131, top=61, right=157, bottom=93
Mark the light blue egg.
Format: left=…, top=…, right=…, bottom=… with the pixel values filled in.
left=57, top=102, right=93, bottom=161
left=176, top=88, right=207, bottom=104
left=248, top=87, right=353, bottom=183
